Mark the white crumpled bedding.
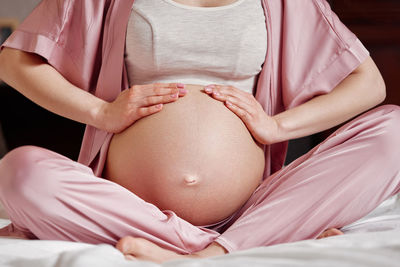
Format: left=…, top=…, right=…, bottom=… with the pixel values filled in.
left=1, top=194, right=400, bottom=267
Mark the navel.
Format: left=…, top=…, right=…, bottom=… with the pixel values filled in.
left=183, top=175, right=199, bottom=186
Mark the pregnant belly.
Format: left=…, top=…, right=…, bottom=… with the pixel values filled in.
left=103, top=84, right=265, bottom=226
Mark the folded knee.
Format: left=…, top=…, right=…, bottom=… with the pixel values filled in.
left=372, top=105, right=400, bottom=156
left=0, top=146, right=59, bottom=200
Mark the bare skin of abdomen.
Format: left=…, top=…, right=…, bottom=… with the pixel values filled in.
left=103, top=84, right=265, bottom=226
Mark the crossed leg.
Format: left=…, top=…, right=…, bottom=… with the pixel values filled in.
left=1, top=105, right=399, bottom=263
left=0, top=146, right=219, bottom=254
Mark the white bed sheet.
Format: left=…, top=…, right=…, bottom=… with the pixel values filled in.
left=1, top=194, right=400, bottom=267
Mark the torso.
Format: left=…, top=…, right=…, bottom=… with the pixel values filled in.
left=104, top=0, right=267, bottom=226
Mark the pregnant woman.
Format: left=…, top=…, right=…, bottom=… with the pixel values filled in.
left=1, top=0, right=400, bottom=263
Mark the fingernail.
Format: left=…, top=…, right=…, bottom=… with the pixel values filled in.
left=171, top=93, right=178, bottom=98
left=204, top=85, right=215, bottom=93
left=213, top=91, right=220, bottom=96
left=226, top=101, right=232, bottom=106
left=179, top=89, right=188, bottom=94
left=177, top=83, right=185, bottom=88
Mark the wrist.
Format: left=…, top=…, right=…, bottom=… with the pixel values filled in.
left=271, top=115, right=289, bottom=143
left=89, top=99, right=110, bottom=131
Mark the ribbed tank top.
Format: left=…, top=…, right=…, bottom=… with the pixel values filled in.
left=125, top=0, right=267, bottom=95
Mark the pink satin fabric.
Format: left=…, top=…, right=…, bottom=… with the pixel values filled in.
left=1, top=105, right=399, bottom=253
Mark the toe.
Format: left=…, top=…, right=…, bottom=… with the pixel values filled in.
left=317, top=228, right=344, bottom=239
left=331, top=228, right=344, bottom=236
left=116, top=236, right=136, bottom=254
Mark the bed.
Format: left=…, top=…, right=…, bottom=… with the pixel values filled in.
left=1, top=193, right=400, bottom=267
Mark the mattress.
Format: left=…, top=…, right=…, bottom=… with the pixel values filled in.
left=1, top=194, right=400, bottom=267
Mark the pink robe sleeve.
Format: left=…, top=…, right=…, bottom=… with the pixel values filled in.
left=280, top=0, right=370, bottom=109
left=265, top=0, right=370, bottom=175
left=0, top=0, right=108, bottom=92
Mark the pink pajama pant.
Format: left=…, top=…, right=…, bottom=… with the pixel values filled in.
left=1, top=105, right=400, bottom=254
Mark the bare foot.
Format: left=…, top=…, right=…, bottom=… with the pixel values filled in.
left=116, top=237, right=227, bottom=263
left=317, top=228, right=344, bottom=239
left=0, top=224, right=30, bottom=239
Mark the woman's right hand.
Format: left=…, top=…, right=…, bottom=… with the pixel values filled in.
left=97, top=83, right=187, bottom=133
left=0, top=49, right=187, bottom=133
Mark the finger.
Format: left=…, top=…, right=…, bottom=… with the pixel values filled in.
left=204, top=84, right=221, bottom=96
left=132, top=87, right=179, bottom=98
left=134, top=82, right=184, bottom=90
left=133, top=83, right=185, bottom=94
left=224, top=96, right=255, bottom=116
left=203, top=85, right=231, bottom=101
left=178, top=88, right=188, bottom=97
left=142, top=94, right=179, bottom=107
left=150, top=83, right=186, bottom=97
left=204, top=84, right=248, bottom=98
left=225, top=101, right=251, bottom=123
left=206, top=87, right=255, bottom=115
left=205, top=85, right=253, bottom=106
left=136, top=104, right=163, bottom=118
left=147, top=86, right=186, bottom=97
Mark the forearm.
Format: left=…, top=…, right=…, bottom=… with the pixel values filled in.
left=273, top=57, right=386, bottom=142
left=0, top=48, right=106, bottom=129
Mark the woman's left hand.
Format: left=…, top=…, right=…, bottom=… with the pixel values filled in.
left=204, top=84, right=281, bottom=145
